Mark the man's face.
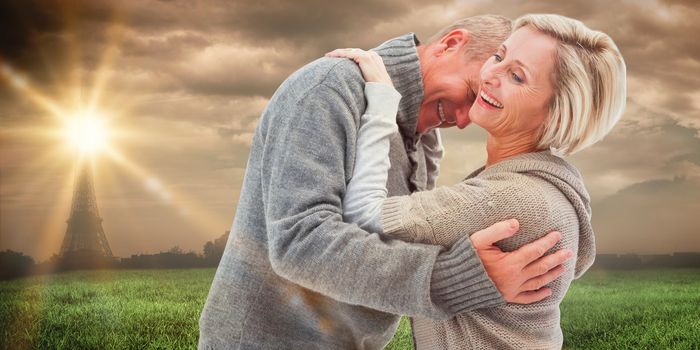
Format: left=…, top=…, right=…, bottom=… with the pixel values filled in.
left=416, top=30, right=486, bottom=133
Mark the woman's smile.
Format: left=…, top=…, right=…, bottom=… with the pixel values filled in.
left=477, top=89, right=504, bottom=110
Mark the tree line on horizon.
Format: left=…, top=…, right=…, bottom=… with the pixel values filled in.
left=1, top=234, right=699, bottom=280
left=0, top=231, right=230, bottom=280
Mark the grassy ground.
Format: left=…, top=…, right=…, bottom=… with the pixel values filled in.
left=559, top=269, right=700, bottom=349
left=0, top=269, right=211, bottom=350
left=1, top=268, right=698, bottom=349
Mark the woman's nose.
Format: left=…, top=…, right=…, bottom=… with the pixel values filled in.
left=480, top=65, right=501, bottom=88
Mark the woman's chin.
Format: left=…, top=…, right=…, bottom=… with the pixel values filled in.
left=467, top=112, right=488, bottom=130
left=469, top=109, right=502, bottom=131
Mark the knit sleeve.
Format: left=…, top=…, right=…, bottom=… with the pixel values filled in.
left=342, top=83, right=401, bottom=233
left=381, top=173, right=553, bottom=248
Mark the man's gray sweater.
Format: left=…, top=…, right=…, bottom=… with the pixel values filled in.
left=198, top=34, right=503, bottom=350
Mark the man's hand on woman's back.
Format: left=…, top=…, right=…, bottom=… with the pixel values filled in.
left=471, top=219, right=573, bottom=304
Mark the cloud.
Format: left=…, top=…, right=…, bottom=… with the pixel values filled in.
left=1, top=0, right=699, bottom=258
left=568, top=101, right=700, bottom=198
left=121, top=31, right=212, bottom=59
left=592, top=176, right=700, bottom=254
left=172, top=44, right=305, bottom=97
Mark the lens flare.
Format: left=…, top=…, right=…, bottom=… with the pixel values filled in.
left=64, top=113, right=109, bottom=155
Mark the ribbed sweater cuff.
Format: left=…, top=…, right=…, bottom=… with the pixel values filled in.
left=431, top=235, right=505, bottom=315
left=380, top=196, right=414, bottom=241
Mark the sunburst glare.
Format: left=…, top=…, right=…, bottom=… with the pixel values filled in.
left=64, top=112, right=110, bottom=155
left=0, top=13, right=221, bottom=260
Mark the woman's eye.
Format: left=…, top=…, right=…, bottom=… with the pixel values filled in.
left=512, top=72, right=523, bottom=83
left=493, top=54, right=503, bottom=62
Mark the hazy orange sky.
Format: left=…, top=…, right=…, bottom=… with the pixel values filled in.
left=1, top=0, right=699, bottom=261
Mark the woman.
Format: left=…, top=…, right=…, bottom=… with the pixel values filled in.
left=327, top=14, right=626, bottom=349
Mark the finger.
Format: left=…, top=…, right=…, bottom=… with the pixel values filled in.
left=523, top=249, right=573, bottom=278
left=511, top=231, right=561, bottom=265
left=509, top=287, right=552, bottom=304
left=325, top=51, right=357, bottom=58
left=521, top=264, right=565, bottom=291
left=325, top=48, right=360, bottom=58
left=330, top=48, right=363, bottom=54
left=470, top=219, right=519, bottom=248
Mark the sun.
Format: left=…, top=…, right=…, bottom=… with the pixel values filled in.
left=64, top=112, right=110, bottom=155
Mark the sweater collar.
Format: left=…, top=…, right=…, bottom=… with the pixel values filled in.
left=371, top=33, right=424, bottom=142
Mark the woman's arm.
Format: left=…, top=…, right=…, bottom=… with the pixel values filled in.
left=325, top=48, right=401, bottom=233
left=381, top=172, right=568, bottom=254
left=342, top=82, right=400, bottom=232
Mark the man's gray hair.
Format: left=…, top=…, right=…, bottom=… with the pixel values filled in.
left=427, top=15, right=513, bottom=61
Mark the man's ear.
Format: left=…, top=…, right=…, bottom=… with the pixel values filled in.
left=433, top=42, right=449, bottom=57
left=439, top=29, right=470, bottom=54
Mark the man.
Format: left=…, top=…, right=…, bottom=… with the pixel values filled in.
left=199, top=15, right=572, bottom=349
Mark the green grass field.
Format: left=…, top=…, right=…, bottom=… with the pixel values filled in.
left=1, top=269, right=698, bottom=349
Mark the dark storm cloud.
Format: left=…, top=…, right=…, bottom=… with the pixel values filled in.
left=207, top=0, right=411, bottom=41
left=3, top=0, right=700, bottom=105
left=0, top=0, right=123, bottom=78
left=0, top=0, right=446, bottom=48
left=107, top=0, right=457, bottom=98
left=2, top=0, right=462, bottom=99
left=0, top=0, right=64, bottom=62
left=116, top=0, right=450, bottom=42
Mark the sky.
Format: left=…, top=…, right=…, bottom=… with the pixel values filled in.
left=0, top=0, right=698, bottom=261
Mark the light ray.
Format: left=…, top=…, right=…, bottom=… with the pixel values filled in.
left=33, top=166, right=75, bottom=261
left=0, top=129, right=74, bottom=202
left=0, top=144, right=73, bottom=263
left=63, top=112, right=110, bottom=155
left=53, top=0, right=82, bottom=112
left=103, top=146, right=225, bottom=238
left=87, top=21, right=126, bottom=114
left=1, top=6, right=227, bottom=262
left=0, top=63, right=71, bottom=121
left=2, top=149, right=71, bottom=201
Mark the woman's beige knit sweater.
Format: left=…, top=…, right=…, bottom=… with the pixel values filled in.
left=379, top=151, right=595, bottom=349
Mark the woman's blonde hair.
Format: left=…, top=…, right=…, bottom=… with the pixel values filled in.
left=514, top=14, right=627, bottom=155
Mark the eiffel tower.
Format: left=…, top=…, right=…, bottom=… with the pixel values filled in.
left=60, top=158, right=113, bottom=266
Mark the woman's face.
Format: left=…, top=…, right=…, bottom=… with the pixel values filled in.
left=469, top=26, right=558, bottom=139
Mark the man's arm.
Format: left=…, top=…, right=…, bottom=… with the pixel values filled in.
left=260, top=80, right=501, bottom=319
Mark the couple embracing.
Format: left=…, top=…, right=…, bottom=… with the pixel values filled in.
left=199, top=13, right=626, bottom=350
